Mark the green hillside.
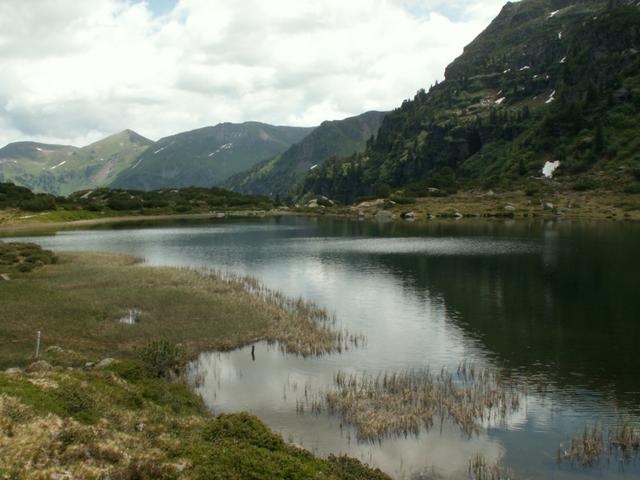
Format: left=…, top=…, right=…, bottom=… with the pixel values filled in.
left=0, top=130, right=152, bottom=196
left=303, top=0, right=640, bottom=203
left=225, top=111, right=386, bottom=198
left=111, top=122, right=314, bottom=191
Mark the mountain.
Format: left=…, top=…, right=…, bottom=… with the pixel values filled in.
left=303, top=0, right=640, bottom=203
left=111, top=122, right=314, bottom=191
left=0, top=130, right=152, bottom=195
left=224, top=111, right=386, bottom=198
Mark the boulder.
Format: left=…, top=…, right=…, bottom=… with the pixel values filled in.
left=356, top=199, right=385, bottom=209
left=0, top=273, right=10, bottom=281
left=26, top=361, right=52, bottom=373
left=504, top=205, right=516, bottom=212
left=96, top=358, right=115, bottom=369
left=4, top=367, right=23, bottom=375
left=543, top=202, right=554, bottom=211
left=401, top=211, right=416, bottom=220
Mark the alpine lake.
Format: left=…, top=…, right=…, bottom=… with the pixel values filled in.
left=6, top=215, right=640, bottom=479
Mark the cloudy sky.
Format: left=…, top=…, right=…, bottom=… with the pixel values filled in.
left=0, top=0, right=506, bottom=147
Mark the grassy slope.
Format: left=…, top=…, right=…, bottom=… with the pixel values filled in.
left=0, top=131, right=152, bottom=196
left=0, top=245, right=388, bottom=479
left=0, top=369, right=389, bottom=479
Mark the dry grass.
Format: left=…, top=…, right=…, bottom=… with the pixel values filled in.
left=295, top=363, right=524, bottom=442
left=558, top=422, right=640, bottom=467
left=0, top=250, right=360, bottom=367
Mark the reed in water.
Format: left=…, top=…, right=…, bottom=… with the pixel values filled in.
left=558, top=421, right=640, bottom=467
left=314, top=362, right=525, bottom=442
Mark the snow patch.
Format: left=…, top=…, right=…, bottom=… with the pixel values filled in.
left=49, top=160, right=66, bottom=170
left=549, top=10, right=560, bottom=18
left=495, top=97, right=506, bottom=105
left=153, top=141, right=175, bottom=155
left=208, top=143, right=233, bottom=157
left=560, top=56, right=567, bottom=64
left=558, top=31, right=562, bottom=40
left=545, top=90, right=556, bottom=104
left=503, top=68, right=511, bottom=74
left=519, top=66, right=531, bottom=71
left=36, top=147, right=43, bottom=152
left=310, top=164, right=318, bottom=171
left=131, top=158, right=143, bottom=169
left=543, top=161, right=560, bottom=178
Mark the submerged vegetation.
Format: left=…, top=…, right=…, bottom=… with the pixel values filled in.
left=558, top=422, right=640, bottom=467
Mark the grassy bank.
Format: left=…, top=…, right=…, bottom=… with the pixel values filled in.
left=0, top=361, right=389, bottom=479
left=0, top=243, right=386, bottom=479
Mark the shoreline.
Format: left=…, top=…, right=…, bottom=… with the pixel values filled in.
left=1, top=189, right=639, bottom=237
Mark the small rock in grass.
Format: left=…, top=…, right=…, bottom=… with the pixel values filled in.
left=504, top=204, right=516, bottom=212
left=45, top=346, right=64, bottom=354
left=26, top=361, right=52, bottom=373
left=0, top=273, right=10, bottom=281
left=4, top=367, right=23, bottom=375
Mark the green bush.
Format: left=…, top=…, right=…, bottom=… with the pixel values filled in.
left=572, top=179, right=598, bottom=191
left=624, top=183, right=640, bottom=194
left=136, top=340, right=186, bottom=379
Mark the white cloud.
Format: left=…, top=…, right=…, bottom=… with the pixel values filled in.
left=0, top=0, right=505, bottom=147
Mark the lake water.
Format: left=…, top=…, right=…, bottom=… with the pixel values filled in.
left=7, top=216, right=640, bottom=479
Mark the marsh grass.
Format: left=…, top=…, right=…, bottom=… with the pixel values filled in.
left=558, top=422, right=640, bottom=467
left=298, top=363, right=525, bottom=442
left=467, top=454, right=516, bottom=480
left=0, top=249, right=360, bottom=368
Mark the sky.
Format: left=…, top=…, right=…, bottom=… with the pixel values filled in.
left=0, top=0, right=506, bottom=147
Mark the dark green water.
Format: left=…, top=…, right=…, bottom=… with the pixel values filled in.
left=7, top=217, right=640, bottom=478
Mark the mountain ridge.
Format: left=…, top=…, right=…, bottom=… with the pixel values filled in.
left=224, top=111, right=386, bottom=198
left=111, top=121, right=315, bottom=191
left=0, top=130, right=153, bottom=195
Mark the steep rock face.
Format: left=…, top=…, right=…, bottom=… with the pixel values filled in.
left=303, top=0, right=640, bottom=202
left=0, top=130, right=152, bottom=195
left=224, top=111, right=386, bottom=197
left=111, top=122, right=314, bottom=191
